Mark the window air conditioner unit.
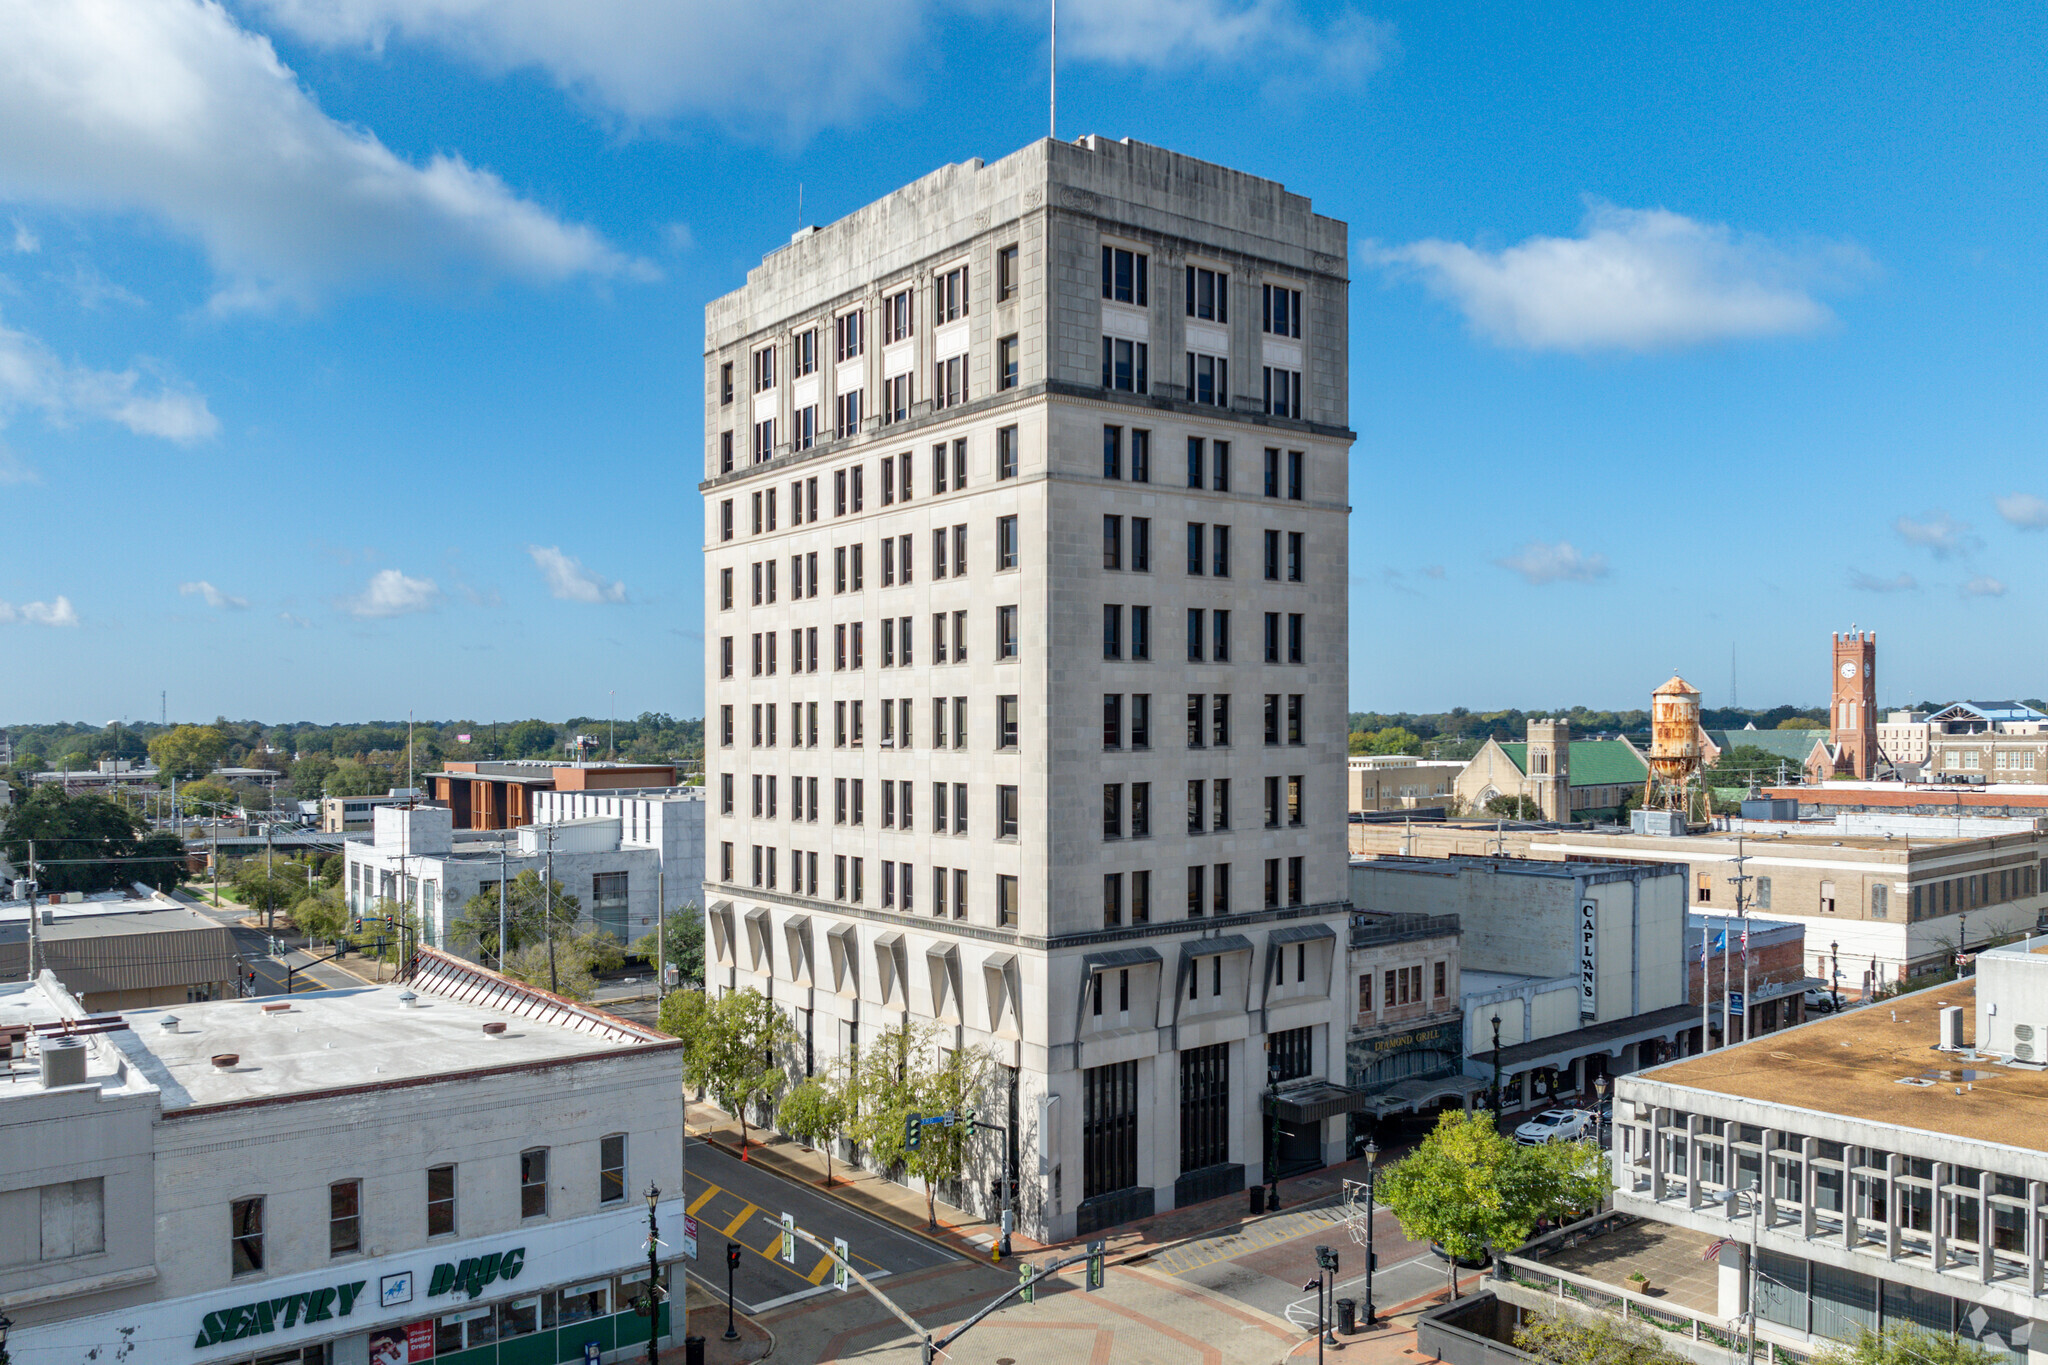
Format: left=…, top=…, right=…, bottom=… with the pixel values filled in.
left=2013, top=1022, right=2045, bottom=1064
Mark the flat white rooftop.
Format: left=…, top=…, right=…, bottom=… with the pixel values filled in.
left=115, top=980, right=658, bottom=1110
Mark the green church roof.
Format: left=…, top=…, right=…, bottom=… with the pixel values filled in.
left=1497, top=739, right=1650, bottom=788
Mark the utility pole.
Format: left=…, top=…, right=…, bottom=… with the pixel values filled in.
left=498, top=843, right=509, bottom=972
left=25, top=840, right=38, bottom=979
left=1726, top=837, right=1753, bottom=1044
left=264, top=822, right=275, bottom=931
left=543, top=826, right=559, bottom=995
left=656, top=865, right=667, bottom=995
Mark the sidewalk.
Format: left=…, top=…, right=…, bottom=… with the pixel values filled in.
left=687, top=1099, right=1389, bottom=1265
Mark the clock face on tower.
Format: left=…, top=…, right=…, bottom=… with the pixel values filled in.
left=1840, top=662, right=1857, bottom=679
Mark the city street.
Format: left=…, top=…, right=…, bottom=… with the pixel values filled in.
left=680, top=1135, right=958, bottom=1315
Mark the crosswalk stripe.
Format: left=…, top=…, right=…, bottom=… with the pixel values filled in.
left=686, top=1186, right=719, bottom=1216
left=804, top=1253, right=833, bottom=1285
left=721, top=1202, right=759, bottom=1238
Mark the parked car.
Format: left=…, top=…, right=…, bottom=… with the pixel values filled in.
left=1802, top=988, right=1838, bottom=1013
left=1512, top=1108, right=1598, bottom=1146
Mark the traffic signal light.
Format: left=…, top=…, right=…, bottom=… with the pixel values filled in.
left=726, top=1242, right=742, bottom=1269
left=905, top=1113, right=922, bottom=1150
left=351, top=917, right=362, bottom=933
left=1018, top=1260, right=1035, bottom=1305
left=1085, top=1241, right=1106, bottom=1292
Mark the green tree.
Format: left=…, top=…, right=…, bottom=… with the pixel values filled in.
left=778, top=1067, right=852, bottom=1186
left=1514, top=1310, right=1689, bottom=1365
left=632, top=904, right=705, bottom=986
left=1484, top=793, right=1542, bottom=819
left=285, top=756, right=336, bottom=800
left=1, top=789, right=164, bottom=895
left=1815, top=1328, right=2000, bottom=1365
left=149, top=724, right=228, bottom=781
left=680, top=987, right=797, bottom=1153
left=232, top=861, right=311, bottom=924
left=658, top=986, right=710, bottom=1044
left=1377, top=1111, right=1604, bottom=1297
left=502, top=926, right=623, bottom=1001
left=178, top=780, right=238, bottom=815
left=326, top=759, right=394, bottom=797
left=293, top=886, right=352, bottom=944
left=1777, top=717, right=1825, bottom=730
left=1351, top=725, right=1424, bottom=756
left=453, top=870, right=581, bottom=963
left=848, top=1021, right=997, bottom=1229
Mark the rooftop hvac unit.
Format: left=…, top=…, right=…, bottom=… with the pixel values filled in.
left=40, top=1036, right=88, bottom=1089
left=2013, top=1022, right=2046, bottom=1063
left=1938, top=1006, right=1965, bottom=1050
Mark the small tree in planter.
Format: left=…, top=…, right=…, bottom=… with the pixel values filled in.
left=780, top=1067, right=851, bottom=1185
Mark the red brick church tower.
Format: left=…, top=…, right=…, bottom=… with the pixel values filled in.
left=1831, top=630, right=1877, bottom=779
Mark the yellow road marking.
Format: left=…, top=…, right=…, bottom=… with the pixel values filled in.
left=805, top=1254, right=832, bottom=1285
left=687, top=1186, right=719, bottom=1216
left=720, top=1203, right=759, bottom=1238
left=754, top=1234, right=784, bottom=1261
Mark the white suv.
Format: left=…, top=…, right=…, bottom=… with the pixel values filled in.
left=1513, top=1109, right=1598, bottom=1146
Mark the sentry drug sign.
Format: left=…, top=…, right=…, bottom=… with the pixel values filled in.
left=1577, top=900, right=1597, bottom=1020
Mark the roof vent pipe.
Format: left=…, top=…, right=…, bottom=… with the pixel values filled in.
left=159, top=1015, right=180, bottom=1033
left=398, top=991, right=419, bottom=1009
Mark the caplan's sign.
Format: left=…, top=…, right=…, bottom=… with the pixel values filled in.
left=192, top=1248, right=526, bottom=1350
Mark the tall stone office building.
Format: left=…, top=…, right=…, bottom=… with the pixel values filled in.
left=701, top=136, right=1355, bottom=1240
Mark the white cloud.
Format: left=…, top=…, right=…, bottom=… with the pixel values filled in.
left=9, top=220, right=36, bottom=253
left=1997, top=492, right=2048, bottom=530
left=1054, top=0, right=1390, bottom=84
left=248, top=0, right=1383, bottom=137
left=527, top=544, right=627, bottom=603
left=0, top=0, right=651, bottom=312
left=1962, top=575, right=2007, bottom=598
left=278, top=610, right=310, bottom=627
left=1367, top=203, right=1869, bottom=352
left=179, top=579, right=248, bottom=609
left=1892, top=509, right=1978, bottom=559
left=1849, top=569, right=1917, bottom=594
left=662, top=222, right=695, bottom=252
left=339, top=567, right=440, bottom=618
left=0, top=309, right=217, bottom=442
left=1494, top=540, right=1609, bottom=585
left=0, top=443, right=38, bottom=484
left=0, top=595, right=78, bottom=625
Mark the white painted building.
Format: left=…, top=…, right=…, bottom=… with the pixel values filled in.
left=702, top=136, right=1356, bottom=1240
left=0, top=951, right=685, bottom=1365
left=1613, top=939, right=2048, bottom=1364
left=344, top=796, right=703, bottom=958
left=1350, top=855, right=1693, bottom=1110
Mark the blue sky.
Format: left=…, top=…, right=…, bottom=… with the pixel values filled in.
left=0, top=0, right=2042, bottom=724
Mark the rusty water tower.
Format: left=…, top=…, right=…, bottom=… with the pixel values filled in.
left=1644, top=675, right=1704, bottom=813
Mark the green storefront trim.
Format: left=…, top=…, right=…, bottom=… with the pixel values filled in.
left=428, top=1302, right=668, bottom=1365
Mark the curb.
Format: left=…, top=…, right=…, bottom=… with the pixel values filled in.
left=693, top=1128, right=984, bottom=1267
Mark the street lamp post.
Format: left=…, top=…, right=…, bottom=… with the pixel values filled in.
left=1266, top=1062, right=1283, bottom=1212
left=1830, top=940, right=1841, bottom=1012
left=642, top=1183, right=661, bottom=1365
left=1362, top=1137, right=1379, bottom=1327
left=1490, top=1013, right=1504, bottom=1113
left=1, top=1307, right=13, bottom=1365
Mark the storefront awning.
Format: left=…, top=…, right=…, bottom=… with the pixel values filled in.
left=1179, top=933, right=1253, bottom=962
left=1085, top=946, right=1162, bottom=973
left=1366, top=1074, right=1488, bottom=1118
left=1469, top=1001, right=1699, bottom=1075
left=1263, top=1082, right=1368, bottom=1125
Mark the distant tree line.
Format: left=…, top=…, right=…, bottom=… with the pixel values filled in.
left=3, top=714, right=705, bottom=803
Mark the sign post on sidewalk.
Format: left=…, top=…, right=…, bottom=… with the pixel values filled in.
left=833, top=1237, right=850, bottom=1292
left=780, top=1212, right=796, bottom=1264
left=682, top=1214, right=698, bottom=1261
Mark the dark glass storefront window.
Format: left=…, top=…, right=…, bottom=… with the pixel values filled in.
left=1083, top=1061, right=1140, bottom=1199
left=1180, top=1045, right=1229, bottom=1173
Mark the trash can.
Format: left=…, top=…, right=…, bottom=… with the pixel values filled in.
left=685, top=1335, right=707, bottom=1365
left=1336, top=1298, right=1357, bottom=1335
left=1249, top=1185, right=1266, bottom=1215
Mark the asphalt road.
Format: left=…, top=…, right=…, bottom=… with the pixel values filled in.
left=680, top=1136, right=958, bottom=1315
left=174, top=891, right=369, bottom=996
